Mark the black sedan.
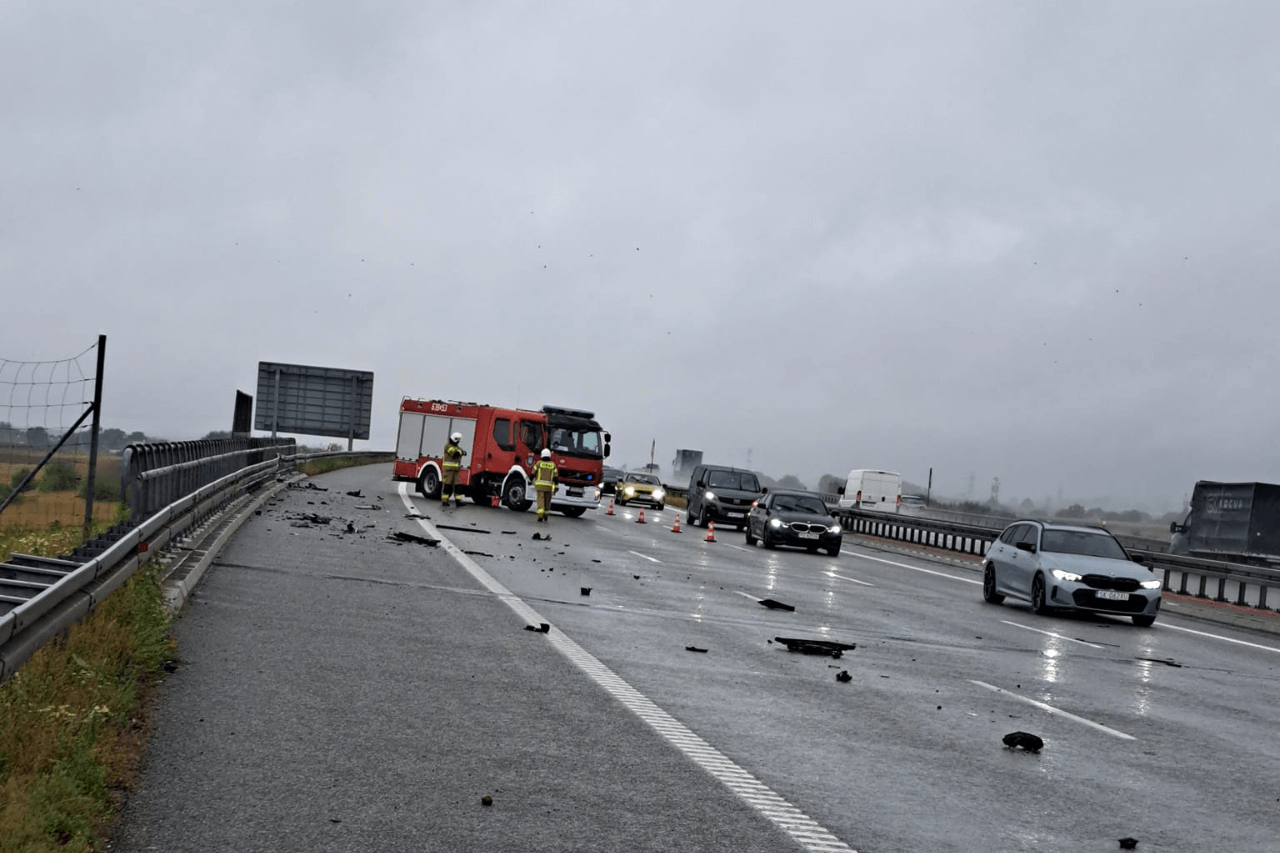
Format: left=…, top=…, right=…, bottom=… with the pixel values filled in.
left=745, top=490, right=842, bottom=556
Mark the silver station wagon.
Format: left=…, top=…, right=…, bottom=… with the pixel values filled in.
left=982, top=519, right=1163, bottom=627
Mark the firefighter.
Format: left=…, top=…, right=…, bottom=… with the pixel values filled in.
left=532, top=448, right=558, bottom=522
left=441, top=432, right=467, bottom=508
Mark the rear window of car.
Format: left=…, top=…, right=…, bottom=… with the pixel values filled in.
left=1040, top=530, right=1127, bottom=560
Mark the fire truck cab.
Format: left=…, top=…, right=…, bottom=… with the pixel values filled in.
left=393, top=399, right=611, bottom=517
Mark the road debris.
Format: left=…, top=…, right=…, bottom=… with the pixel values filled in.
left=389, top=531, right=440, bottom=546
left=289, top=481, right=328, bottom=491
left=532, top=532, right=551, bottom=541
left=759, top=598, right=795, bottom=612
left=524, top=623, right=551, bottom=633
left=774, top=637, right=857, bottom=658
left=481, top=795, right=493, bottom=806
left=346, top=489, right=363, bottom=497
left=835, top=670, right=851, bottom=683
left=355, top=504, right=379, bottom=510
left=463, top=551, right=494, bottom=558
left=581, top=587, right=592, bottom=596
left=1118, top=838, right=1138, bottom=850
left=1002, top=731, right=1044, bottom=753
left=438, top=524, right=490, bottom=533
left=685, top=646, right=708, bottom=653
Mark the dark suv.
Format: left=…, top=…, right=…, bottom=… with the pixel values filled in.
left=685, top=465, right=766, bottom=530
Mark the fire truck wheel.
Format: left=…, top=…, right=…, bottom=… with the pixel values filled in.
left=503, top=478, right=531, bottom=512
left=418, top=468, right=441, bottom=499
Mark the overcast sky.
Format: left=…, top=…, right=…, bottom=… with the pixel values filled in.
left=3, top=2, right=1277, bottom=511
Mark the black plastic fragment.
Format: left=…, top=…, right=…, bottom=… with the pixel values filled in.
left=759, top=598, right=795, bottom=611
left=1002, top=731, right=1044, bottom=752
left=774, top=636, right=857, bottom=657
left=685, top=646, right=708, bottom=653
left=390, top=531, right=440, bottom=546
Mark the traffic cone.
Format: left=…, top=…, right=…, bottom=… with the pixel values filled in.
left=705, top=521, right=716, bottom=542
left=606, top=499, right=614, bottom=516
left=636, top=509, right=646, bottom=524
left=490, top=494, right=499, bottom=508
left=671, top=514, right=682, bottom=533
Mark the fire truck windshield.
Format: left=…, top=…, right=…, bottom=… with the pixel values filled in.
left=549, top=427, right=604, bottom=459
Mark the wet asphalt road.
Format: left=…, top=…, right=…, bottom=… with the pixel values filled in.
left=111, top=464, right=1280, bottom=852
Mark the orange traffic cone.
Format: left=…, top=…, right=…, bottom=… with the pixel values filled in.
left=671, top=513, right=682, bottom=533
left=636, top=509, right=646, bottom=524
left=606, top=499, right=615, bottom=516
left=490, top=494, right=500, bottom=508
left=705, top=521, right=716, bottom=542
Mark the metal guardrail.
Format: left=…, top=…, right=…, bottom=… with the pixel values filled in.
left=121, top=437, right=297, bottom=518
left=830, top=506, right=1280, bottom=613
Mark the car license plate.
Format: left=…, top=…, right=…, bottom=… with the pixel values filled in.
left=726, top=512, right=744, bottom=518
left=1096, top=590, right=1129, bottom=601
left=567, top=488, right=583, bottom=497
left=799, top=532, right=819, bottom=540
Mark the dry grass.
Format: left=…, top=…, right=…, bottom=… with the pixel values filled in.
left=1, top=451, right=123, bottom=532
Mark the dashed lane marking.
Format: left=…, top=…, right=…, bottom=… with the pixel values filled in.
left=628, top=550, right=662, bottom=564
left=971, top=680, right=1135, bottom=740
left=398, top=483, right=856, bottom=853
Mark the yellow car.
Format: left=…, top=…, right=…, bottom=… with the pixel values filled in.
left=616, top=471, right=666, bottom=509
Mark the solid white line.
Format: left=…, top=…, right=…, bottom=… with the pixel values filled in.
left=970, top=680, right=1135, bottom=740
left=628, top=550, right=662, bottom=564
left=828, top=572, right=874, bottom=587
left=1000, top=620, right=1105, bottom=649
left=397, top=483, right=857, bottom=852
left=1159, top=622, right=1280, bottom=653
left=852, top=551, right=981, bottom=584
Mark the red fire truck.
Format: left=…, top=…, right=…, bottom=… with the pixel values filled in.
left=392, top=398, right=612, bottom=517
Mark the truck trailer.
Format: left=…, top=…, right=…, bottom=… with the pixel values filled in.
left=1169, top=480, right=1280, bottom=564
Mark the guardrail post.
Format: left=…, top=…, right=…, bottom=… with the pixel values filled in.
left=1215, top=577, right=1228, bottom=603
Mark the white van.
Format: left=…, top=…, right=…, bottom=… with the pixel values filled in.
left=836, top=469, right=902, bottom=512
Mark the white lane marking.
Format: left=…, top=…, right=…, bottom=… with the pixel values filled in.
left=828, top=572, right=874, bottom=587
left=853, top=552, right=980, bottom=584
left=398, top=484, right=856, bottom=852
left=970, top=680, right=1135, bottom=740
left=1159, top=622, right=1280, bottom=653
left=629, top=550, right=662, bottom=564
left=1000, top=621, right=1105, bottom=649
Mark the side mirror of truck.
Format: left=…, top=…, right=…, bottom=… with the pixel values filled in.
left=837, top=486, right=845, bottom=496
left=1169, top=521, right=1180, bottom=534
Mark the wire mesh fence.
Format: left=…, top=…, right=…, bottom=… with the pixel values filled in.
left=0, top=336, right=111, bottom=535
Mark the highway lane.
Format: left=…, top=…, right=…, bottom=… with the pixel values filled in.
left=423, top=488, right=1280, bottom=853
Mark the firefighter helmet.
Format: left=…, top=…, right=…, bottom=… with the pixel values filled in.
left=450, top=432, right=462, bottom=443
left=541, top=448, right=551, bottom=459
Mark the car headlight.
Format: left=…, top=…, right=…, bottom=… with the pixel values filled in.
left=769, top=518, right=783, bottom=529
left=623, top=486, right=634, bottom=496
left=704, top=490, right=717, bottom=502
left=1051, top=569, right=1083, bottom=582
left=653, top=488, right=665, bottom=500
left=1140, top=579, right=1162, bottom=589
left=830, top=524, right=842, bottom=535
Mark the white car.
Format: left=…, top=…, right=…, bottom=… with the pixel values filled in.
left=983, top=520, right=1162, bottom=627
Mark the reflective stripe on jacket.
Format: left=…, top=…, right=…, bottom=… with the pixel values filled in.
left=532, top=459, right=558, bottom=488
left=443, top=443, right=464, bottom=469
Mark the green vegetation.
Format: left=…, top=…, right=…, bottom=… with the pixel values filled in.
left=38, top=462, right=80, bottom=493
left=0, top=532, right=172, bottom=853
left=298, top=452, right=395, bottom=477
